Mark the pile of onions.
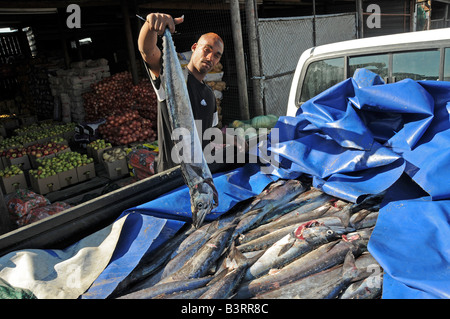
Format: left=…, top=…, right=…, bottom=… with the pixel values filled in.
left=83, top=71, right=158, bottom=127
left=98, top=109, right=157, bottom=145
left=82, top=71, right=159, bottom=145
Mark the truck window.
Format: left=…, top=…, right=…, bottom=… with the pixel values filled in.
left=444, top=48, right=450, bottom=81
left=393, top=50, right=440, bottom=81
left=349, top=54, right=389, bottom=79
left=300, top=57, right=345, bottom=103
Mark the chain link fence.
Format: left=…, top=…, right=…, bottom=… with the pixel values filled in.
left=257, top=13, right=357, bottom=116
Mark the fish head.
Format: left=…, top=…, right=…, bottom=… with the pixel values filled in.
left=191, top=179, right=219, bottom=228
left=299, top=223, right=340, bottom=243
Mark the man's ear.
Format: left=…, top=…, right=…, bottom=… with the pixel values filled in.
left=191, top=43, right=198, bottom=51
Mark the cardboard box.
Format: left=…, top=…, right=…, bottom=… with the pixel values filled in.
left=29, top=147, right=71, bottom=169
left=0, top=173, right=27, bottom=194
left=29, top=153, right=54, bottom=169
left=58, top=168, right=79, bottom=188
left=76, top=162, right=95, bottom=182
left=5, top=155, right=31, bottom=171
left=87, top=145, right=112, bottom=164
left=104, top=158, right=129, bottom=180
left=30, top=174, right=60, bottom=195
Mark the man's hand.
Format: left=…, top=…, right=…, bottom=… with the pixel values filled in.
left=139, top=13, right=184, bottom=77
left=145, top=13, right=184, bottom=35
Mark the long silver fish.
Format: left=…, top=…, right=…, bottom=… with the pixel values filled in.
left=243, top=221, right=340, bottom=281
left=253, top=251, right=363, bottom=299
left=162, top=29, right=218, bottom=228
left=234, top=230, right=368, bottom=299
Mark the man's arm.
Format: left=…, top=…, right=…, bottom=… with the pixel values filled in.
left=137, top=13, right=184, bottom=78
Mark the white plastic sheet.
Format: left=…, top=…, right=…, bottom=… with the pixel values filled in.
left=0, top=215, right=128, bottom=299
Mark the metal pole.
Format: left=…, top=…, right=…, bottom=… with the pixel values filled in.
left=313, top=0, right=316, bottom=46
left=121, top=0, right=139, bottom=85
left=356, top=0, right=364, bottom=38
left=230, top=0, right=250, bottom=120
left=245, top=0, right=264, bottom=116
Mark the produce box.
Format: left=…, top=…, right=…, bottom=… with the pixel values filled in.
left=29, top=154, right=52, bottom=169
left=87, top=140, right=112, bottom=164
left=5, top=155, right=31, bottom=171
left=1, top=173, right=27, bottom=194
left=58, top=168, right=79, bottom=188
left=102, top=147, right=129, bottom=179
left=104, top=158, right=129, bottom=180
left=29, top=145, right=71, bottom=169
left=76, top=162, right=95, bottom=182
left=30, top=174, right=60, bottom=195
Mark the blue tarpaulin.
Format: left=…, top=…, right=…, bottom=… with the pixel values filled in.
left=84, top=68, right=449, bottom=299
left=268, top=69, right=450, bottom=299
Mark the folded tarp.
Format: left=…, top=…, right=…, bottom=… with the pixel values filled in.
left=269, top=68, right=450, bottom=202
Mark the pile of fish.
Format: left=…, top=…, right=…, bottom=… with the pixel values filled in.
left=111, top=178, right=384, bottom=299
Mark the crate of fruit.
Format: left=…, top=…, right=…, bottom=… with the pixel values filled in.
left=102, top=147, right=129, bottom=179
left=0, top=165, right=27, bottom=194
left=87, top=139, right=112, bottom=164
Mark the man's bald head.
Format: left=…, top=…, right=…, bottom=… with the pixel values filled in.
left=188, top=32, right=224, bottom=81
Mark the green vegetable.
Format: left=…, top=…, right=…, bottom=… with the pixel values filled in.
left=251, top=115, right=279, bottom=129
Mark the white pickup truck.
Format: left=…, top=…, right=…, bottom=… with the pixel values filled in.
left=287, top=27, right=450, bottom=117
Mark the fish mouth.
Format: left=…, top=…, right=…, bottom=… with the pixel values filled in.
left=193, top=208, right=209, bottom=228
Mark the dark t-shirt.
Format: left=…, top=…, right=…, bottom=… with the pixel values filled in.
left=149, top=67, right=218, bottom=173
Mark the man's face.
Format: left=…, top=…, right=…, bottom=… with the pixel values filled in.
left=190, top=34, right=223, bottom=75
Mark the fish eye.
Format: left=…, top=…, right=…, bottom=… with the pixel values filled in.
left=326, top=230, right=334, bottom=235
left=197, top=202, right=204, bottom=209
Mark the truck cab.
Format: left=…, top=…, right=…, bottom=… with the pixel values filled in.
left=287, top=27, right=450, bottom=117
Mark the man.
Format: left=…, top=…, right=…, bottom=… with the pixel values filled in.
left=138, top=13, right=225, bottom=173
